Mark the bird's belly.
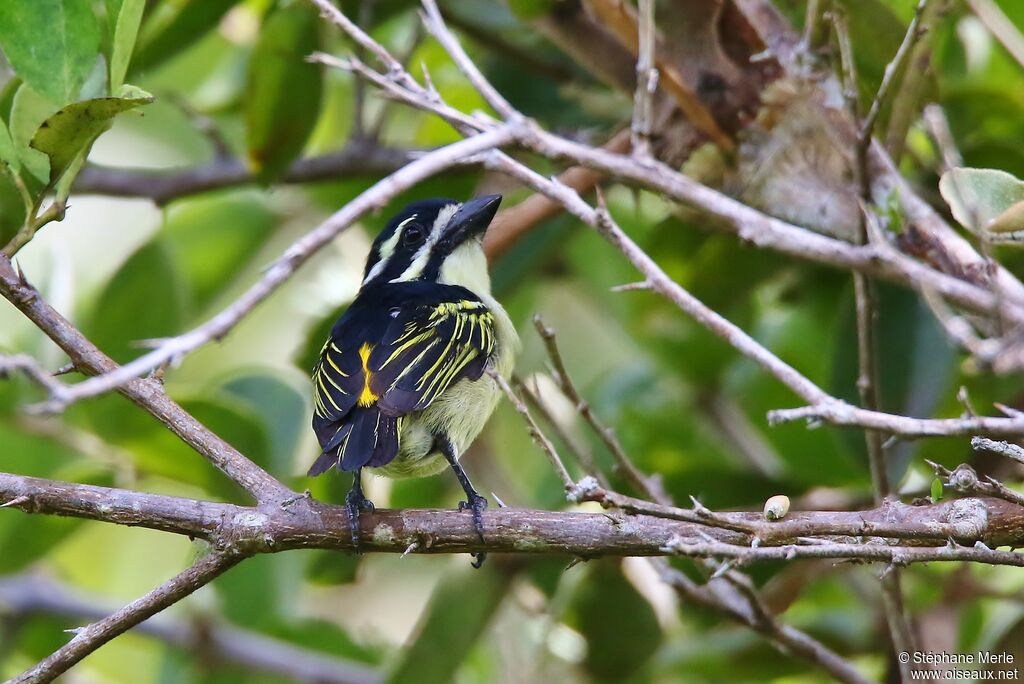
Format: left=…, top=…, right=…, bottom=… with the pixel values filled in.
left=366, top=374, right=501, bottom=479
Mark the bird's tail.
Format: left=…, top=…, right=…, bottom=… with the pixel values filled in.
left=308, top=407, right=400, bottom=476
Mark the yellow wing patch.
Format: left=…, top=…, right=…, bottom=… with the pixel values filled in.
left=358, top=342, right=379, bottom=406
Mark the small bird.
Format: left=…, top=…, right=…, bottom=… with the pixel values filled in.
left=307, top=195, right=517, bottom=566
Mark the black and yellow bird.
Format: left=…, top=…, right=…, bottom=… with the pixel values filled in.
left=307, top=195, right=517, bottom=566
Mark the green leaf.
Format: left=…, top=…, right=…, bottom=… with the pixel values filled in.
left=79, top=392, right=270, bottom=503
left=245, top=3, right=323, bottom=182
left=0, top=169, right=26, bottom=245
left=107, top=0, right=146, bottom=91
left=132, top=0, right=239, bottom=75
left=84, top=239, right=188, bottom=364
left=939, top=167, right=1024, bottom=232
left=988, top=200, right=1024, bottom=235
left=9, top=84, right=57, bottom=184
left=0, top=118, right=21, bottom=174
left=386, top=564, right=515, bottom=684
left=0, top=427, right=109, bottom=572
left=221, top=372, right=306, bottom=479
left=0, top=0, right=101, bottom=105
left=159, top=191, right=277, bottom=311
left=566, top=560, right=662, bottom=682
left=304, top=549, right=361, bottom=585
left=30, top=86, right=153, bottom=186
left=931, top=477, right=943, bottom=503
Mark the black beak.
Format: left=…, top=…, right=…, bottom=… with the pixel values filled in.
left=441, top=194, right=502, bottom=246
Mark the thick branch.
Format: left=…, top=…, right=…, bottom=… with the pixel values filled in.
left=0, top=574, right=379, bottom=684
left=11, top=552, right=243, bottom=684
left=4, top=472, right=1024, bottom=556
left=0, top=257, right=289, bottom=503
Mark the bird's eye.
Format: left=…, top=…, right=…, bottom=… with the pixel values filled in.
left=404, top=225, right=424, bottom=245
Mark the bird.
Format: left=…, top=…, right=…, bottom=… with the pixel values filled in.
left=307, top=194, right=517, bottom=567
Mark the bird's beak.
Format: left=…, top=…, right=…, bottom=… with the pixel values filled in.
left=441, top=194, right=502, bottom=247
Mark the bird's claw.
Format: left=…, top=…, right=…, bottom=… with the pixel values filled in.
left=459, top=494, right=488, bottom=568
left=345, top=489, right=375, bottom=552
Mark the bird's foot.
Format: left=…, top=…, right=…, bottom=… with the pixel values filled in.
left=459, top=494, right=488, bottom=568
left=345, top=488, right=375, bottom=552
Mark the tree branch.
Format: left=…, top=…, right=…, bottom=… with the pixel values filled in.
left=10, top=551, right=244, bottom=684
left=0, top=574, right=380, bottom=684
left=72, top=141, right=420, bottom=205
left=19, top=127, right=514, bottom=413
left=3, top=471, right=1024, bottom=561
left=0, top=257, right=290, bottom=504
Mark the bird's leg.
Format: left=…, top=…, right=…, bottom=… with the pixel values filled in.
left=345, top=468, right=375, bottom=552
left=437, top=435, right=488, bottom=568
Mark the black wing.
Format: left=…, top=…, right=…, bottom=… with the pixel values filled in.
left=309, top=282, right=496, bottom=474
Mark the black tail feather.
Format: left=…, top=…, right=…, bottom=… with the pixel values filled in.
left=310, top=408, right=400, bottom=475
left=307, top=449, right=340, bottom=476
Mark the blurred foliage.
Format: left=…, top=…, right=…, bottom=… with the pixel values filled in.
left=0, top=0, right=1023, bottom=682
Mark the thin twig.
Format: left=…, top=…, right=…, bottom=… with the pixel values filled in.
left=964, top=0, right=1024, bottom=70
left=489, top=369, right=575, bottom=490
left=0, top=258, right=290, bottom=503
left=630, top=0, right=656, bottom=157
left=532, top=315, right=667, bottom=504
left=516, top=375, right=610, bottom=488
left=856, top=0, right=931, bottom=197
left=972, top=436, right=1024, bottom=466
left=29, top=127, right=514, bottom=412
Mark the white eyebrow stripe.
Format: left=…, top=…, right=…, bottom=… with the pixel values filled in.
left=363, top=214, right=417, bottom=285
left=392, top=203, right=459, bottom=283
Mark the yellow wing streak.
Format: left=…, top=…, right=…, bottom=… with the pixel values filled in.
left=317, top=373, right=343, bottom=412
left=415, top=324, right=459, bottom=390
left=379, top=330, right=433, bottom=369
left=319, top=366, right=348, bottom=395
left=388, top=339, right=439, bottom=390
left=324, top=350, right=349, bottom=378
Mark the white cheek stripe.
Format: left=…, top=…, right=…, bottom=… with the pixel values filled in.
left=392, top=203, right=459, bottom=283
left=363, top=215, right=416, bottom=284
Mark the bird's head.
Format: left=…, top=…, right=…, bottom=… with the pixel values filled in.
left=362, top=194, right=502, bottom=292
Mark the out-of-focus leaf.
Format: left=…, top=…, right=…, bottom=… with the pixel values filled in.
left=505, top=0, right=558, bottom=21
left=222, top=372, right=306, bottom=479
left=85, top=240, right=188, bottom=364
left=0, top=170, right=25, bottom=246
left=386, top=563, right=516, bottom=684
left=245, top=3, right=323, bottom=182
left=160, top=191, right=277, bottom=310
left=0, top=444, right=111, bottom=572
left=0, top=0, right=100, bottom=105
left=304, top=549, right=361, bottom=585
left=30, top=85, right=153, bottom=185
left=831, top=282, right=956, bottom=485
left=0, top=117, right=20, bottom=174
left=9, top=85, right=57, bottom=184
left=262, top=614, right=382, bottom=664
left=79, top=392, right=269, bottom=503
left=295, top=303, right=347, bottom=375
left=565, top=560, right=661, bottom=682
left=939, top=167, right=1024, bottom=231
left=106, top=0, right=146, bottom=91
left=988, top=201, right=1024, bottom=235
left=132, top=0, right=238, bottom=74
